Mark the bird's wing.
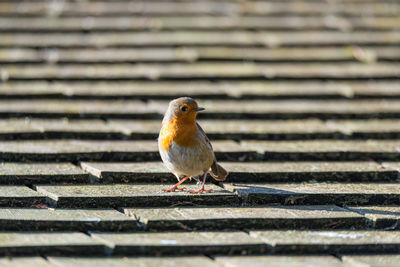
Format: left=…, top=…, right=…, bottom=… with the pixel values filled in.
left=196, top=121, right=214, bottom=153
left=196, top=122, right=228, bottom=180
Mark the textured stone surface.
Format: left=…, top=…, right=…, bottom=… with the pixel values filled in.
left=150, top=99, right=400, bottom=119
left=0, top=119, right=39, bottom=135
left=0, top=186, right=46, bottom=207
left=0, top=140, right=246, bottom=161
left=0, top=232, right=105, bottom=256
left=0, top=1, right=398, bottom=16
left=215, top=255, right=345, bottom=267
left=240, top=140, right=400, bottom=161
left=221, top=161, right=397, bottom=182
left=2, top=118, right=400, bottom=141
left=199, top=119, right=331, bottom=134
left=0, top=99, right=399, bottom=120
left=4, top=140, right=396, bottom=162
left=1, top=81, right=399, bottom=99
left=82, top=161, right=395, bottom=183
left=328, top=119, right=400, bottom=138
left=108, top=119, right=344, bottom=140
left=34, top=184, right=239, bottom=208
left=91, top=231, right=267, bottom=256
left=1, top=16, right=399, bottom=31
left=0, top=119, right=126, bottom=140
left=31, top=119, right=125, bottom=139
left=0, top=140, right=160, bottom=162
left=0, top=257, right=53, bottom=267
left=342, top=255, right=400, bottom=267
left=3, top=63, right=400, bottom=80
left=224, top=183, right=400, bottom=205
left=2, top=47, right=400, bottom=62
left=348, top=206, right=400, bottom=230
left=123, top=205, right=365, bottom=231
left=80, top=162, right=174, bottom=183
left=0, top=163, right=88, bottom=184
left=250, top=230, right=400, bottom=254
left=0, top=100, right=155, bottom=119
left=382, top=162, right=400, bottom=173
left=0, top=140, right=158, bottom=152
left=0, top=208, right=138, bottom=231
left=0, top=81, right=227, bottom=98
left=48, top=256, right=219, bottom=267
left=225, top=81, right=400, bottom=99
left=2, top=32, right=400, bottom=47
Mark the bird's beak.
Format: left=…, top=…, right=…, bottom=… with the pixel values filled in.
left=194, top=107, right=205, bottom=112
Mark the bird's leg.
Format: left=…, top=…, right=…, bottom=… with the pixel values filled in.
left=193, top=176, right=201, bottom=185
left=190, top=172, right=212, bottom=194
left=162, top=176, right=189, bottom=192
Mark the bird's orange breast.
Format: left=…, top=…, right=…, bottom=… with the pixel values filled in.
left=160, top=117, right=198, bottom=151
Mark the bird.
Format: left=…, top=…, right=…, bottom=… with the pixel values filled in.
left=158, top=97, right=228, bottom=193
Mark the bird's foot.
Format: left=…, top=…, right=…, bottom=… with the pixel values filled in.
left=189, top=188, right=212, bottom=194
left=162, top=186, right=185, bottom=192
left=162, top=176, right=190, bottom=192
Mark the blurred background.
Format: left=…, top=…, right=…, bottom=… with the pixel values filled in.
left=1, top=0, right=399, bottom=103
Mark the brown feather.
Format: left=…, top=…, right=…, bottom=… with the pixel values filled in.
left=210, top=161, right=228, bottom=181
left=196, top=122, right=228, bottom=181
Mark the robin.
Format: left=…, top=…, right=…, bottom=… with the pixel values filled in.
left=158, top=97, right=228, bottom=193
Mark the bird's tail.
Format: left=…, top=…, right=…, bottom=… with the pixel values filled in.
left=210, top=161, right=228, bottom=181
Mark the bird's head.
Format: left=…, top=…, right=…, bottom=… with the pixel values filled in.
left=163, top=97, right=205, bottom=124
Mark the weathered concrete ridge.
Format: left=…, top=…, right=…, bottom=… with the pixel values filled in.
left=34, top=184, right=239, bottom=208
left=91, top=231, right=268, bottom=256
left=0, top=208, right=138, bottom=231
left=123, top=205, right=365, bottom=231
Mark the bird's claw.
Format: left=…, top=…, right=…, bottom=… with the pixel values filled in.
left=162, top=187, right=185, bottom=192
left=189, top=188, right=212, bottom=194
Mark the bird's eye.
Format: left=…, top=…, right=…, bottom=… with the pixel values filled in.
left=180, top=106, right=187, bottom=112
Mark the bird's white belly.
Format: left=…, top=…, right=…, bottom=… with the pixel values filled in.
left=159, top=141, right=214, bottom=178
